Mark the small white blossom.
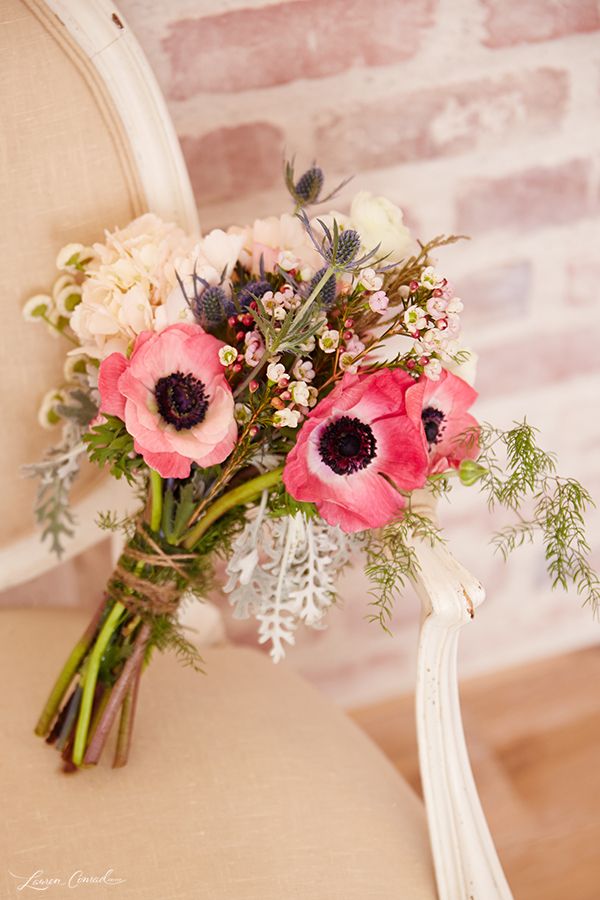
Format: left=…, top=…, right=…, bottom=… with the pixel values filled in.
left=420, top=266, right=438, bottom=289
left=23, top=294, right=51, bottom=322
left=267, top=362, right=286, bottom=382
left=261, top=291, right=283, bottom=316
left=63, top=354, right=88, bottom=382
left=339, top=352, right=359, bottom=373
left=345, top=335, right=365, bottom=355
left=403, top=305, right=427, bottom=332
left=273, top=408, right=301, bottom=428
left=426, top=295, right=448, bottom=319
left=447, top=297, right=464, bottom=314
left=319, top=329, right=340, bottom=353
left=234, top=403, right=252, bottom=424
left=281, top=287, right=301, bottom=310
left=418, top=328, right=447, bottom=354
left=307, top=386, right=319, bottom=407
left=357, top=267, right=383, bottom=292
left=56, top=243, right=92, bottom=271
left=52, top=274, right=75, bottom=300
left=299, top=335, right=316, bottom=353
left=219, top=344, right=238, bottom=366
left=424, top=358, right=443, bottom=380
left=292, top=358, right=315, bottom=382
left=38, top=389, right=66, bottom=429
left=54, top=282, right=82, bottom=317
left=289, top=380, right=310, bottom=406
left=368, top=290, right=389, bottom=312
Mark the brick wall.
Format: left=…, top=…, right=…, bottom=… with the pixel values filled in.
left=118, top=0, right=600, bottom=705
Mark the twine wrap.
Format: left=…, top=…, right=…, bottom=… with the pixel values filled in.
left=108, top=526, right=198, bottom=618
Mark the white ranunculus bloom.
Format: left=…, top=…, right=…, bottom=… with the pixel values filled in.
left=350, top=191, right=414, bottom=264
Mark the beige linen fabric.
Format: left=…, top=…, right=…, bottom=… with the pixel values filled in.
left=0, top=0, right=144, bottom=546
left=1, top=608, right=436, bottom=899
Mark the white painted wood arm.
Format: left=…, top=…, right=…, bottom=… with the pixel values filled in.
left=408, top=523, right=514, bottom=900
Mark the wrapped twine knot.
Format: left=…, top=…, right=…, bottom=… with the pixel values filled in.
left=108, top=525, right=197, bottom=618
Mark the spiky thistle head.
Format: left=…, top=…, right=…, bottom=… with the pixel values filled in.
left=193, top=284, right=228, bottom=326
left=332, top=229, right=361, bottom=266
left=238, top=279, right=272, bottom=309
left=294, top=166, right=324, bottom=204
left=284, top=158, right=353, bottom=210
left=308, top=266, right=336, bottom=306
left=298, top=212, right=382, bottom=274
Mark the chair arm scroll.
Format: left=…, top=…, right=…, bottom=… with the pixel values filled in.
left=408, top=528, right=514, bottom=900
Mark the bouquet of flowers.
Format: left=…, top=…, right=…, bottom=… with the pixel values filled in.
left=25, top=162, right=598, bottom=772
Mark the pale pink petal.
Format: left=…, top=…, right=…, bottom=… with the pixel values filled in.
left=98, top=353, right=128, bottom=419
left=187, top=419, right=238, bottom=468
left=134, top=443, right=191, bottom=479
left=125, top=399, right=175, bottom=453
left=317, top=471, right=407, bottom=532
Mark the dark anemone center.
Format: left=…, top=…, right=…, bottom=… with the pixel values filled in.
left=319, top=416, right=377, bottom=476
left=155, top=371, right=209, bottom=431
left=422, top=407, right=445, bottom=446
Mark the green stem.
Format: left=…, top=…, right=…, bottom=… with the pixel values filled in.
left=34, top=599, right=105, bottom=737
left=40, top=312, right=78, bottom=345
left=183, top=466, right=284, bottom=550
left=294, top=264, right=335, bottom=322
left=72, top=601, right=125, bottom=767
left=149, top=469, right=163, bottom=533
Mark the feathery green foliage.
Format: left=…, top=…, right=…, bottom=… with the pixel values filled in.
left=148, top=615, right=205, bottom=673
left=476, top=421, right=599, bottom=612
left=365, top=512, right=443, bottom=633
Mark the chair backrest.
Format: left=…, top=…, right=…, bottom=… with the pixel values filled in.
left=0, top=0, right=198, bottom=589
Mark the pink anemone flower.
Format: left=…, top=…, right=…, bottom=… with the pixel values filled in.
left=283, top=370, right=428, bottom=533
left=405, top=369, right=479, bottom=474
left=98, top=323, right=237, bottom=479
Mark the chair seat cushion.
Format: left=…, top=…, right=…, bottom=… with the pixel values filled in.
left=1, top=608, right=436, bottom=899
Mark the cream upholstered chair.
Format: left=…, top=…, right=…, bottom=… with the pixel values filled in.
left=0, top=3, right=512, bottom=899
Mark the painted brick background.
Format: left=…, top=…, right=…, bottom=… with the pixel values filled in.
left=4, top=0, right=599, bottom=707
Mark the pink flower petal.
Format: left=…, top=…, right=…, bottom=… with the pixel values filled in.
left=134, top=442, right=191, bottom=478
left=98, top=353, right=128, bottom=419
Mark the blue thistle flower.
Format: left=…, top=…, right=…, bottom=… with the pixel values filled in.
left=238, top=279, right=272, bottom=309
left=308, top=267, right=336, bottom=306
left=194, top=284, right=228, bottom=326
left=297, top=211, right=382, bottom=274
left=334, top=229, right=361, bottom=266
left=294, top=167, right=324, bottom=204
left=284, top=158, right=352, bottom=209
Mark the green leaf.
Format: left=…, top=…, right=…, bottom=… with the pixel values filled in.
left=84, top=415, right=143, bottom=484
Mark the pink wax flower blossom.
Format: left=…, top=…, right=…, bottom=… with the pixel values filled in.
left=368, top=290, right=389, bottom=313
left=405, top=369, right=479, bottom=475
left=98, top=323, right=237, bottom=478
left=283, top=370, right=428, bottom=533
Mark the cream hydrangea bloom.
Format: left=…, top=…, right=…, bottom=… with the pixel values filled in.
left=68, top=215, right=244, bottom=359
